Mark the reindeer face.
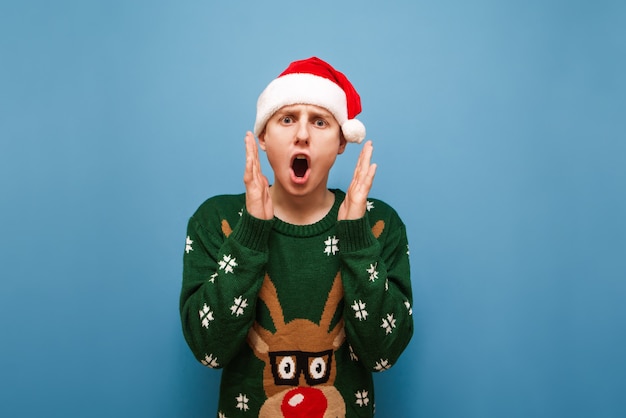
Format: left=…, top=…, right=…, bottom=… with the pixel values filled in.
left=247, top=274, right=347, bottom=418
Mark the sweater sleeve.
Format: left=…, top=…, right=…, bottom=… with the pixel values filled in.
left=180, top=202, right=273, bottom=369
left=336, top=207, right=413, bottom=372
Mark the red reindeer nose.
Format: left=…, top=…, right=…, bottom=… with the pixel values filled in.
left=281, top=387, right=327, bottom=418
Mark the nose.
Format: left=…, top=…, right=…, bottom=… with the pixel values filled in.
left=295, top=121, right=309, bottom=144
left=281, top=387, right=327, bottom=418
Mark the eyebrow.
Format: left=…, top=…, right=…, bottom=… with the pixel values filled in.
left=278, top=105, right=333, bottom=119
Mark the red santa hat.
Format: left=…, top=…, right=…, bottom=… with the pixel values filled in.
left=254, top=57, right=366, bottom=143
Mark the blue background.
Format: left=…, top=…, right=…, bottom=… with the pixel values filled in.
left=1, top=1, right=625, bottom=417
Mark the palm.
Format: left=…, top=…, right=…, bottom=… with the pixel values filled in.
left=244, top=132, right=274, bottom=220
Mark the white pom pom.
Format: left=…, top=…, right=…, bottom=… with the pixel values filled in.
left=342, top=119, right=366, bottom=143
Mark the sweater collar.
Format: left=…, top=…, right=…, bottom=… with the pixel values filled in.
left=271, top=189, right=345, bottom=237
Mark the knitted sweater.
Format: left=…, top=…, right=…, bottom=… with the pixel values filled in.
left=180, top=189, right=412, bottom=418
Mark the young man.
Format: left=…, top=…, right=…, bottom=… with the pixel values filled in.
left=181, top=57, right=413, bottom=417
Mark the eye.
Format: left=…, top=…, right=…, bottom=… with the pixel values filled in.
left=281, top=116, right=294, bottom=124
left=314, top=119, right=327, bottom=127
left=278, top=356, right=297, bottom=380
left=308, top=357, right=327, bottom=380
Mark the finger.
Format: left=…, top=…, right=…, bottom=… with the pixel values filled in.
left=246, top=132, right=257, bottom=160
left=364, top=162, right=377, bottom=189
left=359, top=141, right=373, bottom=170
left=245, top=132, right=263, bottom=186
left=244, top=133, right=255, bottom=182
left=245, top=132, right=255, bottom=157
left=354, top=141, right=374, bottom=183
left=354, top=147, right=377, bottom=198
left=252, top=137, right=265, bottom=183
left=351, top=140, right=368, bottom=181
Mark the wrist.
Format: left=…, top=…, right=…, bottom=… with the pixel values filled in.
left=336, top=216, right=377, bottom=252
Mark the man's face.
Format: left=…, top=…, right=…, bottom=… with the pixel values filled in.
left=259, top=104, right=346, bottom=197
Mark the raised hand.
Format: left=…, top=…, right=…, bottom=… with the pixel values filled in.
left=338, top=140, right=377, bottom=221
left=243, top=131, right=274, bottom=220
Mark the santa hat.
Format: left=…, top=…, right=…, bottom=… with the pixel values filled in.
left=254, top=57, right=366, bottom=143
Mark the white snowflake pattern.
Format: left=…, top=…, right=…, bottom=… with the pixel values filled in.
left=218, top=254, right=238, bottom=274
left=209, top=272, right=218, bottom=283
left=348, top=344, right=359, bottom=361
left=185, top=236, right=194, bottom=254
left=355, top=390, right=370, bottom=407
left=366, top=200, right=374, bottom=211
left=235, top=393, right=249, bottom=411
left=374, top=358, right=392, bottom=372
left=351, top=300, right=368, bottom=321
left=199, top=303, right=214, bottom=328
left=324, top=236, right=339, bottom=256
left=230, top=295, right=248, bottom=317
left=385, top=278, right=389, bottom=291
left=218, top=412, right=227, bottom=418
left=201, top=353, right=219, bottom=368
left=404, top=300, right=413, bottom=315
left=366, top=263, right=379, bottom=282
left=381, top=313, right=396, bottom=335
left=406, top=244, right=410, bottom=255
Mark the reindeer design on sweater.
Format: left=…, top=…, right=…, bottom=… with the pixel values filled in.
left=219, top=217, right=386, bottom=417
left=247, top=273, right=347, bottom=418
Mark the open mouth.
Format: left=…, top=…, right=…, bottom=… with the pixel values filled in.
left=292, top=155, right=309, bottom=178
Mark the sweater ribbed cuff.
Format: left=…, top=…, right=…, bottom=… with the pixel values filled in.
left=337, top=216, right=377, bottom=253
left=230, top=210, right=274, bottom=252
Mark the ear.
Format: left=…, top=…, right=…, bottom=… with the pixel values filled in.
left=247, top=326, right=269, bottom=355
left=332, top=320, right=346, bottom=349
left=337, top=132, right=347, bottom=155
left=258, top=131, right=267, bottom=151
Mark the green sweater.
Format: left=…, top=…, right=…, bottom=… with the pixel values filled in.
left=180, top=189, right=412, bottom=418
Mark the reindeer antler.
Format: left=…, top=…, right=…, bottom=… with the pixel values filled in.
left=319, top=273, right=344, bottom=332
left=221, top=219, right=232, bottom=237
left=372, top=220, right=385, bottom=239
left=258, top=274, right=286, bottom=330
left=248, top=274, right=285, bottom=356
left=320, top=273, right=346, bottom=349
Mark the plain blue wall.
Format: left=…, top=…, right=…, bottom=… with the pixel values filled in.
left=1, top=1, right=625, bottom=417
